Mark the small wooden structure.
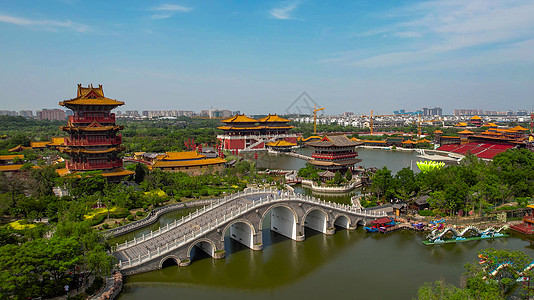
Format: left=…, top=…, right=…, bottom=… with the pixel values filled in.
left=510, top=205, right=534, bottom=234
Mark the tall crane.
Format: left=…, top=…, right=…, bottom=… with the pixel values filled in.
left=360, top=110, right=396, bottom=135
left=313, top=105, right=325, bottom=134
left=417, top=116, right=443, bottom=137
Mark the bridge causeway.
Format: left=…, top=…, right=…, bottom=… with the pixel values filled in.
left=111, top=188, right=388, bottom=275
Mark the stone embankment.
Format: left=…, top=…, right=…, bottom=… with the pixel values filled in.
left=104, top=199, right=216, bottom=237
left=91, top=272, right=123, bottom=300
left=300, top=178, right=362, bottom=193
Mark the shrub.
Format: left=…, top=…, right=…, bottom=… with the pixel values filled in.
left=88, top=214, right=106, bottom=226
left=102, top=223, right=109, bottom=229
left=199, top=189, right=209, bottom=196
left=419, top=209, right=435, bottom=216
left=135, top=211, right=143, bottom=217
left=127, top=214, right=134, bottom=221
left=110, top=209, right=130, bottom=219
left=182, top=190, right=192, bottom=198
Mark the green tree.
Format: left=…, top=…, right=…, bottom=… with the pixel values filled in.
left=395, top=167, right=417, bottom=200
left=370, top=167, right=396, bottom=201
left=333, top=171, right=343, bottom=185
left=345, top=169, right=352, bottom=181
left=134, top=163, right=148, bottom=184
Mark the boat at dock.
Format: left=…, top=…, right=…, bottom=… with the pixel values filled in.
left=364, top=217, right=395, bottom=233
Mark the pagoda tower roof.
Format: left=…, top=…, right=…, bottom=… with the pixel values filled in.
left=510, top=125, right=529, bottom=131
left=59, top=84, right=124, bottom=108
left=257, top=114, right=291, bottom=123
left=222, top=114, right=258, bottom=123
left=307, top=134, right=362, bottom=147
left=458, top=129, right=474, bottom=134
left=470, top=115, right=482, bottom=120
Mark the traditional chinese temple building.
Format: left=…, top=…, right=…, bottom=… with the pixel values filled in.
left=56, top=84, right=133, bottom=180
left=436, top=125, right=529, bottom=159
left=150, top=151, right=226, bottom=175
left=307, top=135, right=362, bottom=173
left=217, top=113, right=298, bottom=151
left=469, top=115, right=483, bottom=127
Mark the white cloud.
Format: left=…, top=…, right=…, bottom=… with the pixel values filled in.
left=328, top=0, right=534, bottom=69
left=0, top=14, right=90, bottom=32
left=269, top=2, right=299, bottom=20
left=149, top=3, right=192, bottom=19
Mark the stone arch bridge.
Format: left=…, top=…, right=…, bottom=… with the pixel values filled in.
left=112, top=188, right=388, bottom=275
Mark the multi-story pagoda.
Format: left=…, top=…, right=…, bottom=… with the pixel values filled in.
left=307, top=135, right=362, bottom=173
left=217, top=113, right=297, bottom=151
left=57, top=84, right=133, bottom=180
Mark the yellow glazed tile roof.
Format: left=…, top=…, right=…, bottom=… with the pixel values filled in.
left=266, top=140, right=297, bottom=147
left=31, top=141, right=51, bottom=148
left=257, top=114, right=291, bottom=123
left=159, top=151, right=206, bottom=160
left=221, top=114, right=258, bottom=123
left=152, top=157, right=227, bottom=168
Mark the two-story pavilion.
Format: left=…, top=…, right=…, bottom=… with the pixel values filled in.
left=307, top=135, right=362, bottom=173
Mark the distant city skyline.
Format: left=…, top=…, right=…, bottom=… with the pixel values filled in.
left=1, top=1, right=533, bottom=115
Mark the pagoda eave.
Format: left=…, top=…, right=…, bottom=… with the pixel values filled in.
left=60, top=125, right=124, bottom=132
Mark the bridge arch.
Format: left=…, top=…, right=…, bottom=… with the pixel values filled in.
left=221, top=218, right=256, bottom=249
left=187, top=238, right=217, bottom=259
left=159, top=255, right=180, bottom=269
left=333, top=214, right=351, bottom=229
left=260, top=203, right=298, bottom=240
left=356, top=219, right=366, bottom=227
left=302, top=207, right=328, bottom=233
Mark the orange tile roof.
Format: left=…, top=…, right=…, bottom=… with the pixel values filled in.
left=0, top=154, right=24, bottom=160
left=61, top=125, right=123, bottom=132
left=0, top=164, right=24, bottom=171
left=264, top=126, right=294, bottom=129
left=218, top=126, right=265, bottom=130
left=8, top=145, right=31, bottom=152
left=257, top=114, right=291, bottom=123
left=59, top=84, right=124, bottom=107
left=266, top=140, right=297, bottom=147
left=454, top=122, right=468, bottom=127
left=60, top=98, right=124, bottom=106
left=363, top=140, right=387, bottom=143
left=158, top=151, right=206, bottom=161
left=458, top=129, right=474, bottom=134
left=434, top=130, right=443, bottom=133
left=221, top=114, right=258, bottom=123
left=402, top=140, right=415, bottom=144
left=56, top=167, right=134, bottom=177
left=56, top=168, right=71, bottom=176
left=31, top=141, right=51, bottom=148
left=417, top=138, right=432, bottom=143
left=483, top=123, right=498, bottom=127
left=470, top=115, right=482, bottom=120
left=100, top=168, right=135, bottom=177
left=511, top=125, right=529, bottom=131
left=49, top=137, right=66, bottom=146
left=152, top=157, right=227, bottom=168
left=298, top=136, right=322, bottom=142
left=59, top=146, right=124, bottom=154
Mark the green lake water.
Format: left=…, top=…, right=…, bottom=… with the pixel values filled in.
left=116, top=148, right=532, bottom=300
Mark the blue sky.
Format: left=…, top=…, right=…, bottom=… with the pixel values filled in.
left=1, top=0, right=533, bottom=115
